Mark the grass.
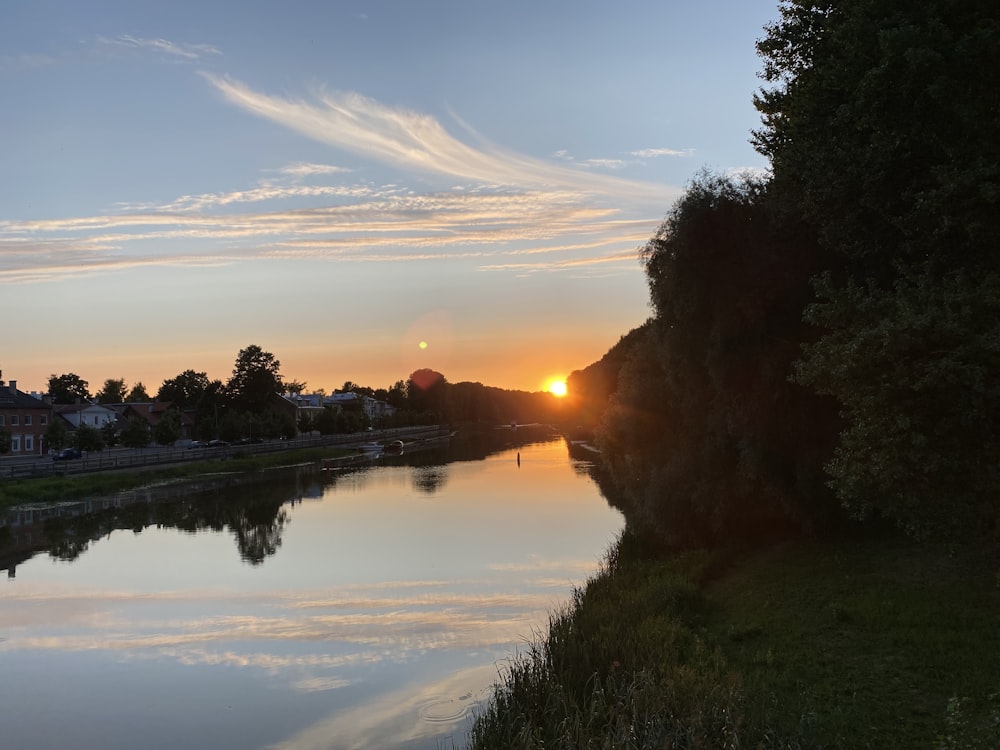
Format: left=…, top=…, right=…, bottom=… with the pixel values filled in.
left=467, top=530, right=1000, bottom=749
left=0, top=446, right=352, bottom=508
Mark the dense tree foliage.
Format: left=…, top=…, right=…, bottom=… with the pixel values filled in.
left=153, top=408, right=183, bottom=446
left=226, top=345, right=283, bottom=414
left=593, top=0, right=999, bottom=548
left=756, top=0, right=1000, bottom=540
left=566, top=325, right=649, bottom=438
left=74, top=423, right=104, bottom=453
left=95, top=378, right=127, bottom=404
left=47, top=373, right=90, bottom=404
left=755, top=0, right=1000, bottom=277
left=120, top=418, right=151, bottom=450
left=0, top=425, right=11, bottom=454
left=125, top=382, right=150, bottom=402
left=44, top=418, right=69, bottom=452
left=157, top=370, right=211, bottom=410
left=596, top=173, right=837, bottom=547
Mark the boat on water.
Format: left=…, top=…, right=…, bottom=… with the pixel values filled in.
left=360, top=442, right=383, bottom=453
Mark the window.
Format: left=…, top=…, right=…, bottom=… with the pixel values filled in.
left=11, top=436, right=20, bottom=452
left=11, top=415, right=18, bottom=425
left=25, top=415, right=32, bottom=426
left=0, top=415, right=5, bottom=425
left=25, top=435, right=33, bottom=452
left=41, top=415, right=48, bottom=425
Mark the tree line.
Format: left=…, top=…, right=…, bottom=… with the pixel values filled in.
left=8, top=345, right=567, bottom=455
left=569, top=0, right=999, bottom=549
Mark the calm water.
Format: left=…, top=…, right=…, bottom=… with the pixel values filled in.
left=0, top=435, right=622, bottom=749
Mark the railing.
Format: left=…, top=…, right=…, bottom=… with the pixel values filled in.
left=0, top=426, right=449, bottom=480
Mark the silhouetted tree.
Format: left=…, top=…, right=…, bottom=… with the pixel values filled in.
left=226, top=345, right=283, bottom=414
left=95, top=378, right=127, bottom=404
left=157, top=370, right=210, bottom=410
left=47, top=373, right=90, bottom=404
left=125, top=382, right=150, bottom=402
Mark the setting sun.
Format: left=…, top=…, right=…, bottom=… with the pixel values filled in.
left=547, top=379, right=568, bottom=398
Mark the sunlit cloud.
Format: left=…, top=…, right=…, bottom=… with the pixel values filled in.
left=0, top=75, right=677, bottom=284
left=276, top=162, right=353, bottom=179
left=202, top=73, right=669, bottom=201
left=0, top=181, right=666, bottom=283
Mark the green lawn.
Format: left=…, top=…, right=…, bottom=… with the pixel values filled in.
left=468, top=531, right=1000, bottom=749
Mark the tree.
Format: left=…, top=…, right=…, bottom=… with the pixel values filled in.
left=386, top=380, right=408, bottom=410
left=315, top=407, right=338, bottom=435
left=48, top=373, right=90, bottom=404
left=95, top=378, right=127, bottom=404
left=44, top=418, right=69, bottom=452
left=754, top=0, right=1000, bottom=278
left=226, top=345, right=283, bottom=414
left=101, top=420, right=119, bottom=448
left=407, top=369, right=448, bottom=420
left=0, top=425, right=11, bottom=454
left=125, top=382, right=150, bottom=402
left=756, top=0, right=1000, bottom=540
left=157, top=370, right=210, bottom=410
left=284, top=380, right=307, bottom=396
left=120, top=418, right=151, bottom=450
left=794, top=269, right=1000, bottom=539
left=74, top=423, right=105, bottom=453
left=596, top=173, right=837, bottom=548
left=153, top=408, right=183, bottom=446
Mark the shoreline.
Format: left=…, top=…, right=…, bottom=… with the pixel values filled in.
left=466, top=530, right=1000, bottom=748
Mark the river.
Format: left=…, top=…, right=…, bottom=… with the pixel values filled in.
left=0, top=431, right=622, bottom=749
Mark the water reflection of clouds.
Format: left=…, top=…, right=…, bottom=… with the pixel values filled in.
left=0, top=582, right=561, bottom=691
left=265, top=663, right=499, bottom=750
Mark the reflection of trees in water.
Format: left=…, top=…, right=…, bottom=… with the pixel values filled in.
left=564, top=439, right=626, bottom=516
left=230, top=505, right=289, bottom=565
left=411, top=466, right=448, bottom=494
left=32, top=470, right=302, bottom=567
left=11, top=429, right=587, bottom=570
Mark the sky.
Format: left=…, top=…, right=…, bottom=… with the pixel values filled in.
left=1, top=0, right=778, bottom=397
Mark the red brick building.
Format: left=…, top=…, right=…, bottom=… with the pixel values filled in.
left=0, top=375, right=54, bottom=456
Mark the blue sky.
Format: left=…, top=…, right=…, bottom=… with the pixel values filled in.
left=2, top=1, right=778, bottom=395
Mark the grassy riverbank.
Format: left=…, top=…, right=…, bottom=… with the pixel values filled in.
left=467, top=530, right=1000, bottom=749
left=0, top=446, right=350, bottom=508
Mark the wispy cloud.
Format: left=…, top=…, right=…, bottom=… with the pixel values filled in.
left=1, top=76, right=674, bottom=284
left=276, top=162, right=353, bottom=179
left=630, top=147, right=694, bottom=158
left=0, top=53, right=58, bottom=71
left=98, top=35, right=221, bottom=61
left=202, top=74, right=669, bottom=201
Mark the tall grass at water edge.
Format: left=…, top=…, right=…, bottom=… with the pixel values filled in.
left=466, top=530, right=1000, bottom=749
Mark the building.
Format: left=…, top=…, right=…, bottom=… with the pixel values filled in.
left=0, top=375, right=54, bottom=456
left=53, top=401, right=119, bottom=430
left=325, top=392, right=397, bottom=422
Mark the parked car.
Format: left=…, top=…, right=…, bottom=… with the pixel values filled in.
left=207, top=439, right=229, bottom=448
left=187, top=440, right=206, bottom=449
left=53, top=448, right=82, bottom=461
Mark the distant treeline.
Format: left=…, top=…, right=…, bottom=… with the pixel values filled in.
left=567, top=0, right=999, bottom=550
